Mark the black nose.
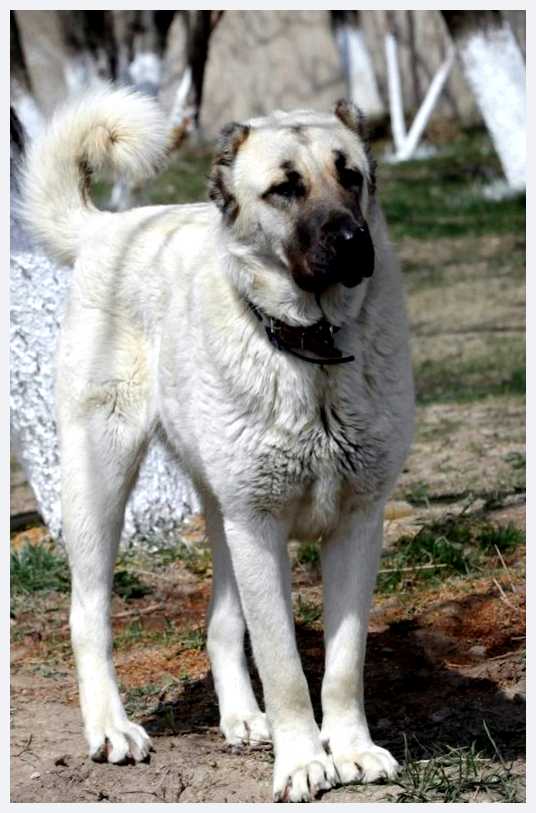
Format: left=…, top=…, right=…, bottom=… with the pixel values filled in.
left=323, top=214, right=375, bottom=287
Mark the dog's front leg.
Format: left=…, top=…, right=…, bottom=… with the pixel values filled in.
left=224, top=514, right=338, bottom=802
left=320, top=505, right=399, bottom=784
left=204, top=495, right=271, bottom=747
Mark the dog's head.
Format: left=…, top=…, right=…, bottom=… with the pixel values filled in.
left=209, top=100, right=376, bottom=297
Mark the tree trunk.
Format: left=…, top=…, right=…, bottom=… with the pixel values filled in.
left=112, top=11, right=175, bottom=95
left=331, top=11, right=384, bottom=118
left=57, top=11, right=116, bottom=92
left=168, top=11, right=224, bottom=135
left=406, top=11, right=422, bottom=110
left=441, top=10, right=526, bottom=191
left=10, top=12, right=43, bottom=137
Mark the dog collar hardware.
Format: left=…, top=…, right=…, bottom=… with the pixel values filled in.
left=246, top=300, right=355, bottom=365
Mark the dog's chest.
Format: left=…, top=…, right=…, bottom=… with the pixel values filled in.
left=245, top=394, right=390, bottom=532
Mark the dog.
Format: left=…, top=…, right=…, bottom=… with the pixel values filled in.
left=21, top=86, right=414, bottom=803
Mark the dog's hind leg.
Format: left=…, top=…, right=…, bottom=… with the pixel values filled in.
left=204, top=495, right=271, bottom=747
left=320, top=504, right=399, bottom=784
left=58, top=329, right=155, bottom=764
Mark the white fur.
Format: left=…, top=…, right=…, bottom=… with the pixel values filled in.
left=20, top=84, right=169, bottom=264
left=21, top=88, right=414, bottom=802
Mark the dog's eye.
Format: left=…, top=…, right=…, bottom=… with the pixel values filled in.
left=263, top=173, right=306, bottom=202
left=334, top=151, right=363, bottom=191
left=338, top=166, right=363, bottom=191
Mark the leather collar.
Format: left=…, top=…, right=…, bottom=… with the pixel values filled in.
left=246, top=299, right=355, bottom=365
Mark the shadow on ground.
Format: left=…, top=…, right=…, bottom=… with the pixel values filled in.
left=145, top=615, right=525, bottom=764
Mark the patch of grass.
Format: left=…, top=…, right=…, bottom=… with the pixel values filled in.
left=378, top=129, right=525, bottom=241
left=124, top=683, right=163, bottom=717
left=390, top=740, right=522, bottom=802
left=404, top=481, right=430, bottom=507
left=178, top=627, right=206, bottom=652
left=504, top=451, right=525, bottom=472
left=377, top=516, right=525, bottom=594
left=114, top=617, right=183, bottom=650
left=414, top=344, right=525, bottom=405
left=295, top=540, right=321, bottom=569
left=150, top=541, right=212, bottom=578
left=114, top=620, right=146, bottom=648
left=294, top=595, right=322, bottom=626
left=142, top=150, right=213, bottom=206
left=112, top=568, right=153, bottom=600
left=476, top=523, right=524, bottom=553
left=10, top=543, right=70, bottom=595
left=92, top=149, right=213, bottom=210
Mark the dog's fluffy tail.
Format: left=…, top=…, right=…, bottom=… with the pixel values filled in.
left=20, top=85, right=169, bottom=265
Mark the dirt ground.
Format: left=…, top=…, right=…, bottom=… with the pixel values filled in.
left=10, top=514, right=526, bottom=802
left=11, top=148, right=525, bottom=802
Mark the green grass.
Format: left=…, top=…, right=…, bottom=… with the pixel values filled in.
left=291, top=513, right=525, bottom=598
left=141, top=150, right=213, bottom=206
left=10, top=543, right=70, bottom=595
left=112, top=568, right=153, bottom=600
left=150, top=543, right=211, bottom=577
left=377, top=516, right=524, bottom=594
left=92, top=148, right=213, bottom=209
left=414, top=344, right=525, bottom=405
left=11, top=543, right=152, bottom=601
left=113, top=618, right=206, bottom=652
left=178, top=627, right=206, bottom=651
left=390, top=740, right=522, bottom=802
left=147, top=540, right=212, bottom=577
left=124, top=682, right=163, bottom=717
left=404, top=481, right=431, bottom=507
left=378, top=130, right=526, bottom=241
left=114, top=617, right=182, bottom=650
left=294, top=595, right=322, bottom=625
left=294, top=540, right=321, bottom=569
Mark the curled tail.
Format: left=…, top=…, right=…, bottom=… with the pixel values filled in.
left=20, top=85, right=169, bottom=265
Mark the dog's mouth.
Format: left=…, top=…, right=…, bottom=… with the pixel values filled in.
left=288, top=213, right=375, bottom=294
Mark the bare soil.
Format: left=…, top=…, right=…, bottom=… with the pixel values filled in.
left=10, top=502, right=526, bottom=802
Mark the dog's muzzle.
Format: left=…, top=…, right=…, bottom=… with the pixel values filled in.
left=292, top=211, right=375, bottom=293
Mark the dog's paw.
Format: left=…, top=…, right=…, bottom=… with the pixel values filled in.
left=330, top=743, right=399, bottom=785
left=221, top=711, right=272, bottom=748
left=273, top=742, right=338, bottom=802
left=88, top=719, right=152, bottom=764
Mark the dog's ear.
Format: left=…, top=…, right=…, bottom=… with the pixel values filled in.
left=334, top=99, right=366, bottom=139
left=334, top=99, right=376, bottom=197
left=209, top=121, right=250, bottom=222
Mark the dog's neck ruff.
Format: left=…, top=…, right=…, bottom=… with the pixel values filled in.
left=246, top=299, right=355, bottom=365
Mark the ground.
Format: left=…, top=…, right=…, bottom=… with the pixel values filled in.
left=11, top=126, right=525, bottom=803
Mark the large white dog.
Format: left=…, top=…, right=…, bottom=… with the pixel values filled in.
left=21, top=87, right=414, bottom=802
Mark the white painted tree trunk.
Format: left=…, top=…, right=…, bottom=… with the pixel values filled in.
left=128, top=50, right=162, bottom=96
left=63, top=55, right=103, bottom=95
left=335, top=24, right=384, bottom=117
left=386, top=32, right=455, bottom=163
left=456, top=21, right=526, bottom=191
left=397, top=49, right=454, bottom=161
left=11, top=84, right=44, bottom=139
left=168, top=65, right=193, bottom=129
left=385, top=33, right=406, bottom=154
